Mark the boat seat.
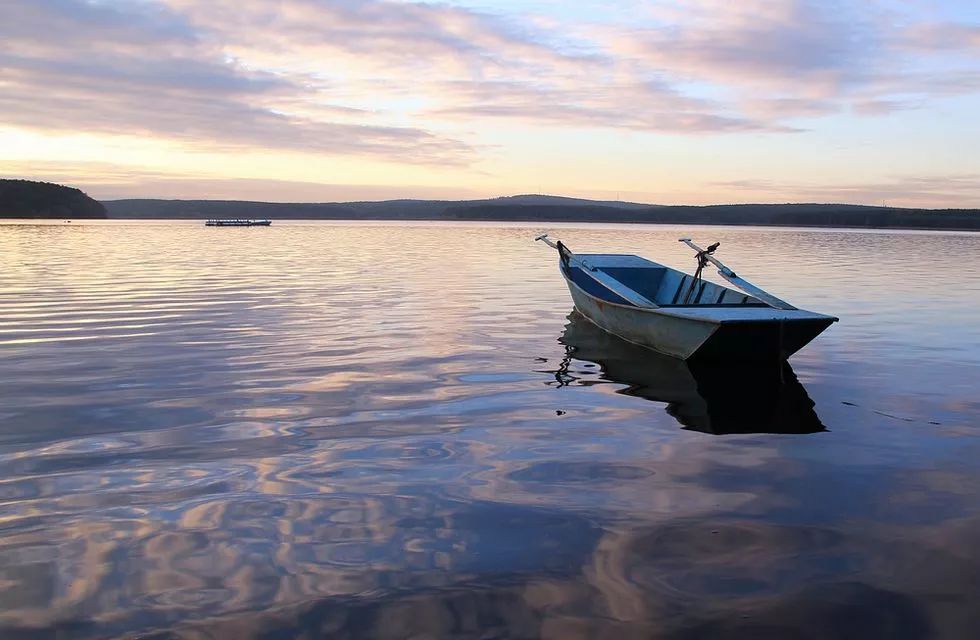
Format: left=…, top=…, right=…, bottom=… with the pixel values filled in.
left=659, top=273, right=765, bottom=307
left=564, top=266, right=640, bottom=305
left=599, top=267, right=667, bottom=302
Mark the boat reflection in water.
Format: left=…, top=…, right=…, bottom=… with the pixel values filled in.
left=553, top=312, right=825, bottom=435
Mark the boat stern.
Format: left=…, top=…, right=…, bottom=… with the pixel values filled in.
left=691, top=315, right=838, bottom=362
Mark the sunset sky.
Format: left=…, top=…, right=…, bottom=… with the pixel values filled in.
left=1, top=0, right=978, bottom=206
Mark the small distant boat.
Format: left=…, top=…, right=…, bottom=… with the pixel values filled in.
left=536, top=235, right=837, bottom=362
left=204, top=219, right=271, bottom=227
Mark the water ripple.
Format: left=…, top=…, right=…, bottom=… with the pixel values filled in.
left=0, top=221, right=978, bottom=638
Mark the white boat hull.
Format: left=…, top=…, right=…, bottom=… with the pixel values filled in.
left=567, top=283, right=715, bottom=359
left=560, top=259, right=836, bottom=362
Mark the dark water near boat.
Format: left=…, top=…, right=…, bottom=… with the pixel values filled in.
left=1, top=221, right=978, bottom=639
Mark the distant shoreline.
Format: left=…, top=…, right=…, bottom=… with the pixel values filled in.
left=5, top=217, right=978, bottom=234
left=3, top=179, right=976, bottom=230
left=56, top=217, right=975, bottom=234
left=99, top=196, right=980, bottom=232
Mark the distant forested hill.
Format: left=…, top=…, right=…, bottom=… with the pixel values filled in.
left=103, top=195, right=979, bottom=231
left=0, top=179, right=107, bottom=219
left=102, top=194, right=649, bottom=220
left=444, top=203, right=980, bottom=230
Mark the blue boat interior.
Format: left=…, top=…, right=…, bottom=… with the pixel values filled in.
left=562, top=254, right=768, bottom=308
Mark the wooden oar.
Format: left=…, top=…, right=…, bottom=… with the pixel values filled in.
left=678, top=239, right=796, bottom=310
left=536, top=235, right=657, bottom=307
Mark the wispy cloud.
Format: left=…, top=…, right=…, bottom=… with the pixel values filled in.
left=898, top=22, right=980, bottom=53
left=715, top=174, right=980, bottom=208
left=0, top=0, right=473, bottom=163
left=166, top=0, right=596, bottom=73
left=173, top=0, right=800, bottom=134
left=611, top=0, right=880, bottom=91
left=427, top=79, right=786, bottom=133
left=599, top=1, right=980, bottom=119
left=1, top=0, right=978, bottom=205
left=0, top=158, right=482, bottom=200
left=4, top=0, right=979, bottom=144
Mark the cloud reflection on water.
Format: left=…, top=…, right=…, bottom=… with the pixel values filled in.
left=0, top=223, right=978, bottom=638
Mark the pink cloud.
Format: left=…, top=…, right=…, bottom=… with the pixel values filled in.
left=899, top=22, right=980, bottom=53
left=0, top=0, right=473, bottom=163
left=715, top=174, right=980, bottom=208
left=1, top=0, right=977, bottom=161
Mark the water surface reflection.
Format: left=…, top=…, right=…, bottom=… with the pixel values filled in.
left=0, top=221, right=978, bottom=639
left=552, top=311, right=825, bottom=435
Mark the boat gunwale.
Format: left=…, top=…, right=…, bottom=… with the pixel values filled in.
left=559, top=261, right=837, bottom=326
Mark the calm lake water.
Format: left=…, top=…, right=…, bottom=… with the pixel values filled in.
left=0, top=221, right=978, bottom=639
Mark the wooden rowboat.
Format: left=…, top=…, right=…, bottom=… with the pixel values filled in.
left=537, top=235, right=837, bottom=362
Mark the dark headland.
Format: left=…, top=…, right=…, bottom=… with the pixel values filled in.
left=104, top=195, right=979, bottom=231
left=0, top=179, right=107, bottom=219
